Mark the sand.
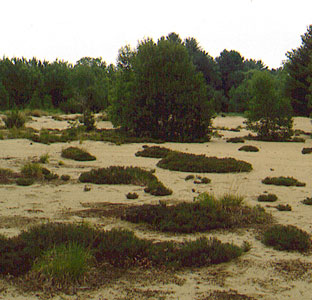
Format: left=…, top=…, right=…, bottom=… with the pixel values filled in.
left=0, top=115, right=312, bottom=299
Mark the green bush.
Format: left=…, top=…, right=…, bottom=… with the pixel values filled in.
left=262, top=176, right=305, bottom=187
left=122, top=192, right=272, bottom=233
left=2, top=110, right=26, bottom=129
left=79, top=166, right=172, bottom=196
left=61, top=146, right=96, bottom=161
left=157, top=152, right=252, bottom=173
left=257, top=194, right=278, bottom=202
left=302, top=197, right=312, bottom=205
left=239, top=145, right=259, bottom=152
left=302, top=148, right=312, bottom=154
left=135, top=146, right=172, bottom=158
left=262, top=225, right=311, bottom=252
left=275, top=204, right=292, bottom=211
left=226, top=137, right=245, bottom=143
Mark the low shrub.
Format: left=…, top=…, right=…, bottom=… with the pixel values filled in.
left=126, top=192, right=139, bottom=199
left=135, top=146, right=172, bottom=158
left=302, top=197, right=312, bottom=205
left=16, top=177, right=35, bottom=186
left=275, top=204, right=292, bottom=211
left=44, top=172, right=59, bottom=181
left=262, top=224, right=311, bottom=252
left=21, top=162, right=43, bottom=179
left=2, top=110, right=26, bottom=129
left=239, top=145, right=259, bottom=152
left=157, top=152, right=252, bottom=173
left=185, top=175, right=195, bottom=181
left=122, top=192, right=272, bottom=233
left=226, top=137, right=245, bottom=143
left=39, top=153, right=49, bottom=164
left=0, top=168, right=18, bottom=184
left=302, top=148, right=312, bottom=154
left=257, top=194, right=278, bottom=202
left=194, top=177, right=211, bottom=184
left=61, top=175, right=70, bottom=181
left=61, top=147, right=96, bottom=161
left=79, top=166, right=172, bottom=196
left=80, top=110, right=96, bottom=131
left=262, top=176, right=305, bottom=187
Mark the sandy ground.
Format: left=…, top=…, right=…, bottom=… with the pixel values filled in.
left=0, top=115, right=312, bottom=299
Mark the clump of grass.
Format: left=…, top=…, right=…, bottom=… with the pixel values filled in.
left=135, top=146, right=172, bottom=158
left=262, top=176, right=305, bottom=187
left=21, top=162, right=43, bottom=179
left=16, top=177, right=35, bottom=186
left=262, top=224, right=311, bottom=252
left=126, top=192, right=139, bottom=199
left=39, top=153, right=49, bottom=164
left=258, top=194, right=278, bottom=202
left=226, top=137, right=245, bottom=143
left=275, top=204, right=292, bottom=211
left=239, top=145, right=259, bottom=152
left=61, top=146, right=96, bottom=161
left=2, top=110, right=26, bottom=128
left=0, top=168, right=17, bottom=184
left=122, top=192, right=272, bottom=233
left=302, top=197, right=312, bottom=205
left=302, top=148, right=312, bottom=154
left=31, top=242, right=94, bottom=286
left=79, top=166, right=172, bottom=196
left=157, top=152, right=252, bottom=173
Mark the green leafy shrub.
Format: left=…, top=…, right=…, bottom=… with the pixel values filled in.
left=126, top=192, right=139, bottom=199
left=61, top=147, right=96, bottom=161
left=262, top=176, right=305, bottom=187
left=16, top=177, right=35, bottom=186
left=122, top=192, right=272, bottom=233
left=2, top=110, right=26, bottom=128
left=302, top=148, right=312, bottom=154
left=302, top=197, right=312, bottom=205
left=239, top=145, right=259, bottom=152
left=226, top=137, right=245, bottom=143
left=157, top=152, right=252, bottom=173
left=262, top=225, right=311, bottom=252
left=257, top=194, right=278, bottom=202
left=79, top=166, right=172, bottom=196
left=135, top=146, right=172, bottom=158
left=275, top=204, right=292, bottom=211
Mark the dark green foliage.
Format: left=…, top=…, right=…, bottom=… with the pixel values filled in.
left=239, top=145, right=259, bottom=152
left=262, top=176, right=305, bottom=187
left=79, top=166, right=172, bottom=196
left=157, top=152, right=252, bottom=173
left=302, top=197, right=312, bottom=205
left=226, top=137, right=245, bottom=143
left=81, top=109, right=96, bottom=131
left=122, top=193, right=272, bottom=233
left=135, top=146, right=172, bottom=158
left=61, top=175, right=70, bottom=181
left=126, top=192, right=139, bottom=199
left=257, top=194, right=278, bottom=202
left=275, top=204, right=292, bottom=211
left=61, top=147, right=96, bottom=161
left=302, top=148, right=312, bottom=154
left=262, top=224, right=311, bottom=252
left=2, top=110, right=26, bottom=129
left=16, top=177, right=35, bottom=186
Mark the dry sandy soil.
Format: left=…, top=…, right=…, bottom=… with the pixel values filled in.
left=0, top=115, right=312, bottom=300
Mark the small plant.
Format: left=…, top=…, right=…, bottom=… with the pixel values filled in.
left=21, top=162, right=43, bottom=179
left=44, top=172, right=59, bottom=181
left=185, top=175, right=195, bottom=181
left=135, top=146, right=172, bottom=158
left=194, top=177, right=211, bottom=184
left=239, top=145, right=259, bottom=152
left=262, top=176, right=305, bottom=187
left=39, top=153, right=49, bottom=164
left=58, top=160, right=65, bottom=166
left=80, top=109, right=96, bottom=131
left=262, top=224, right=311, bottom=252
left=302, top=197, right=312, bottom=205
left=275, top=204, right=292, bottom=211
left=302, top=148, right=312, bottom=154
left=257, top=194, right=278, bottom=202
left=16, top=177, right=35, bottom=186
left=126, top=192, right=139, bottom=199
left=61, top=175, right=70, bottom=181
left=226, top=137, right=245, bottom=143
left=61, top=146, right=96, bottom=161
left=3, top=110, right=26, bottom=128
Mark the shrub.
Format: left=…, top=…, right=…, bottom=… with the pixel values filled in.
left=21, top=162, right=43, bottom=179
left=275, top=204, right=292, bottom=211
left=126, top=192, right=139, bottom=199
left=257, top=194, right=278, bottom=202
left=262, top=176, right=305, bottom=187
left=185, top=175, right=195, bottom=181
left=239, top=145, right=259, bottom=152
left=31, top=242, right=94, bottom=286
left=157, top=152, right=252, bottom=173
left=16, top=177, right=35, bottom=186
left=0, top=168, right=17, bottom=184
left=262, top=225, right=311, bottom=252
left=302, top=148, right=312, bottom=154
left=302, top=197, right=312, bottom=205
left=44, top=172, right=59, bottom=181
left=135, top=146, right=172, bottom=158
left=2, top=110, right=26, bottom=129
left=194, top=177, right=211, bottom=184
left=79, top=166, right=172, bottom=196
left=39, top=153, right=49, bottom=164
left=80, top=109, right=96, bottom=131
left=226, top=137, right=245, bottom=143
left=122, top=192, right=272, bottom=233
left=61, top=175, right=70, bottom=181
left=61, top=147, right=96, bottom=161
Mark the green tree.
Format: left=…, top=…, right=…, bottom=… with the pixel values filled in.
left=246, top=71, right=293, bottom=141
left=109, top=38, right=213, bottom=141
left=284, top=25, right=312, bottom=116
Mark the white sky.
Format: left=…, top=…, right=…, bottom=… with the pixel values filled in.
left=1, top=0, right=311, bottom=69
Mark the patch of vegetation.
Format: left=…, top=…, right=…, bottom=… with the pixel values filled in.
left=194, top=177, right=211, bottom=184
left=21, top=162, right=43, bottom=179
left=61, top=146, right=96, bottom=161
left=2, top=110, right=26, bottom=129
left=301, top=197, right=312, bottom=205
left=61, top=175, right=70, bottom=181
left=157, top=152, right=252, bottom=173
left=38, top=153, right=49, bottom=163
left=204, top=289, right=258, bottom=300
left=79, top=166, right=172, bottom=196
left=262, top=176, right=305, bottom=187
left=135, top=146, right=172, bottom=158
left=226, top=137, right=245, bottom=143
left=122, top=192, right=272, bottom=233
left=185, top=175, right=195, bottom=181
left=262, top=224, right=311, bottom=252
left=0, top=168, right=19, bottom=184
left=257, top=194, right=278, bottom=202
left=275, top=204, right=292, bottom=211
left=238, top=145, right=259, bottom=152
left=126, top=192, right=139, bottom=199
left=80, top=109, right=96, bottom=131
left=302, top=148, right=312, bottom=154
left=16, top=177, right=35, bottom=186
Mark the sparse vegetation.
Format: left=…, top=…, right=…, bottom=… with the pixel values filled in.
left=39, top=153, right=49, bottom=163
left=61, top=146, right=96, bottom=161
left=257, top=193, right=278, bottom=202
left=262, top=176, right=305, bottom=187
left=122, top=192, right=272, bottom=233
left=79, top=166, right=172, bottom=196
left=262, top=224, right=311, bottom=252
left=157, top=152, right=252, bottom=173
left=21, top=162, right=43, bottom=179
left=61, top=174, right=70, bottom=181
left=2, top=110, right=26, bottom=129
left=16, top=177, right=35, bottom=186
left=194, top=177, right=211, bottom=184
left=239, top=145, right=259, bottom=152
